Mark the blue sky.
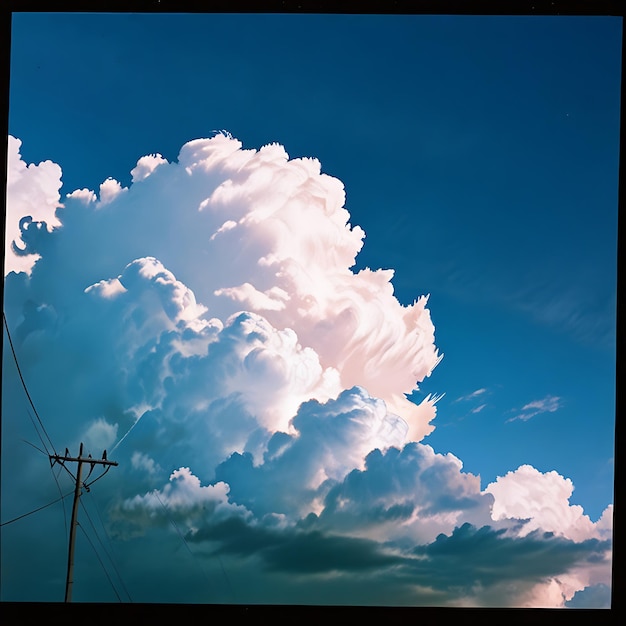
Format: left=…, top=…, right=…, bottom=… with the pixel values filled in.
left=2, top=12, right=621, bottom=607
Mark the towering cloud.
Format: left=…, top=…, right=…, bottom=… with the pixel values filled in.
left=2, top=134, right=612, bottom=607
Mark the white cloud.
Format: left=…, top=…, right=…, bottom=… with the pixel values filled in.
left=6, top=132, right=442, bottom=440
left=130, top=153, right=168, bottom=183
left=5, top=136, right=63, bottom=275
left=112, top=467, right=252, bottom=538
left=96, top=177, right=128, bottom=207
left=522, top=396, right=562, bottom=413
left=484, top=464, right=609, bottom=542
left=79, top=417, right=118, bottom=454
left=214, top=282, right=289, bottom=311
left=507, top=395, right=562, bottom=422
left=2, top=134, right=612, bottom=607
left=85, top=276, right=127, bottom=299
left=66, top=187, right=97, bottom=205
left=482, top=464, right=613, bottom=606
left=455, top=388, right=487, bottom=403
left=131, top=451, right=161, bottom=475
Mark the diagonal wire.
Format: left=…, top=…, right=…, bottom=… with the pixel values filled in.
left=23, top=405, right=51, bottom=460
left=80, top=494, right=132, bottom=602
left=152, top=492, right=219, bottom=592
left=4, top=317, right=70, bottom=534
left=152, top=491, right=198, bottom=561
left=1, top=491, right=73, bottom=527
left=20, top=437, right=47, bottom=457
left=76, top=522, right=122, bottom=602
left=3, top=311, right=57, bottom=455
left=20, top=433, right=70, bottom=536
left=91, top=496, right=133, bottom=602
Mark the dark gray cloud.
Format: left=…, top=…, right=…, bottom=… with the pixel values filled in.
left=409, top=523, right=611, bottom=591
left=189, top=517, right=404, bottom=575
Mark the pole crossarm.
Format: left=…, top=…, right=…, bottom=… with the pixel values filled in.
left=49, top=453, right=118, bottom=467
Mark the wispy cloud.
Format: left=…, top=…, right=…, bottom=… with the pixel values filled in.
left=504, top=272, right=617, bottom=354
left=471, top=404, right=487, bottom=414
left=440, top=249, right=617, bottom=355
left=454, top=388, right=487, bottom=403
left=507, top=395, right=562, bottom=423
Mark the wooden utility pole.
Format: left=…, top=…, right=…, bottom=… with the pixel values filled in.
left=49, top=442, right=118, bottom=602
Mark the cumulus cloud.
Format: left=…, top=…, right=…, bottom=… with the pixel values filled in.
left=5, top=132, right=441, bottom=440
left=483, top=465, right=613, bottom=605
left=2, top=134, right=612, bottom=607
left=131, top=451, right=161, bottom=476
left=5, top=136, right=63, bottom=275
left=109, top=467, right=252, bottom=542
left=66, top=187, right=97, bottom=205
left=484, top=464, right=612, bottom=542
left=311, top=442, right=495, bottom=546
left=215, top=387, right=409, bottom=519
left=130, top=153, right=168, bottom=183
left=79, top=417, right=119, bottom=453
left=97, top=177, right=128, bottom=207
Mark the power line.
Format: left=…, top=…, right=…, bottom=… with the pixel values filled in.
left=76, top=523, right=123, bottom=602
left=87, top=492, right=132, bottom=599
left=153, top=491, right=198, bottom=560
left=20, top=437, right=47, bottom=457
left=80, top=495, right=133, bottom=602
left=20, top=428, right=70, bottom=536
left=3, top=311, right=124, bottom=602
left=24, top=405, right=52, bottom=460
left=1, top=491, right=73, bottom=527
left=3, top=311, right=57, bottom=455
left=21, top=433, right=71, bottom=536
left=151, top=491, right=236, bottom=602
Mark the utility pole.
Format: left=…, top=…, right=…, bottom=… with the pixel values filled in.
left=49, top=442, right=118, bottom=602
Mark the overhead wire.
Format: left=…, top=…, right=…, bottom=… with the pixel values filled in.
left=80, top=495, right=132, bottom=602
left=20, top=437, right=47, bottom=457
left=1, top=491, right=73, bottom=527
left=151, top=491, right=223, bottom=597
left=23, top=404, right=52, bottom=460
left=4, top=312, right=74, bottom=576
left=153, top=491, right=199, bottom=561
left=3, top=310, right=232, bottom=602
left=3, top=309, right=129, bottom=602
left=20, top=434, right=70, bottom=536
left=76, top=522, right=123, bottom=602
left=3, top=312, right=75, bottom=538
left=86, top=491, right=133, bottom=602
left=2, top=311, right=57, bottom=455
